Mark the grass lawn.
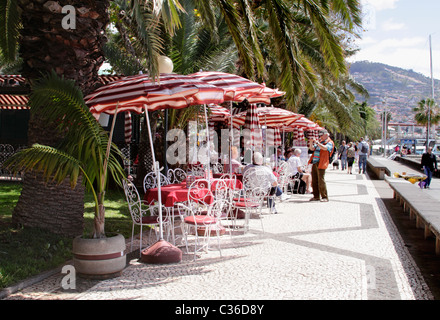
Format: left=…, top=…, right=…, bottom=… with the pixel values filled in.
left=0, top=181, right=135, bottom=290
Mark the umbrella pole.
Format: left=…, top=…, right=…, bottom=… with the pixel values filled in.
left=141, top=105, right=182, bottom=264
left=143, top=106, right=164, bottom=240
left=203, top=104, right=212, bottom=186
left=230, top=102, right=233, bottom=175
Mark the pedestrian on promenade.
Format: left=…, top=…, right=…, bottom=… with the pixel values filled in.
left=347, top=142, right=355, bottom=174
left=308, top=129, right=334, bottom=202
left=338, top=140, right=348, bottom=171
left=358, top=137, right=369, bottom=174
left=421, top=147, right=438, bottom=188
left=354, top=142, right=359, bottom=168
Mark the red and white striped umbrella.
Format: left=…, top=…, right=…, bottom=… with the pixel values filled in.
left=189, top=71, right=265, bottom=102
left=267, top=127, right=282, bottom=147
left=246, top=85, right=286, bottom=104
left=124, top=112, right=132, bottom=144
left=294, top=128, right=307, bottom=146
left=207, top=104, right=230, bottom=122
left=84, top=73, right=225, bottom=116
left=243, top=104, right=263, bottom=150
left=283, top=117, right=322, bottom=131
left=231, top=106, right=303, bottom=129
left=85, top=73, right=226, bottom=246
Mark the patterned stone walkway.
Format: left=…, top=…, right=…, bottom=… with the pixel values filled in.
left=2, top=169, right=434, bottom=300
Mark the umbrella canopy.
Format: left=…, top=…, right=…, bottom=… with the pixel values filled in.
left=206, top=104, right=230, bottom=122
left=189, top=71, right=266, bottom=102
left=231, top=106, right=303, bottom=129
left=282, top=117, right=322, bottom=131
left=247, top=85, right=286, bottom=104
left=84, top=73, right=225, bottom=116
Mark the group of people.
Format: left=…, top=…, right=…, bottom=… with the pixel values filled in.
left=223, top=129, right=374, bottom=213
left=336, top=138, right=370, bottom=174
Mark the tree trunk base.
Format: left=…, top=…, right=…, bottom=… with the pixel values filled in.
left=12, top=172, right=85, bottom=237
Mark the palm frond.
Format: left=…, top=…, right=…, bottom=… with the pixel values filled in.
left=5, top=144, right=83, bottom=188
left=0, top=0, right=21, bottom=62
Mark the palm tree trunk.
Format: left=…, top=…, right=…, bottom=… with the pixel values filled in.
left=13, top=0, right=109, bottom=237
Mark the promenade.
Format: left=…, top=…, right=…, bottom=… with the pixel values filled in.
left=2, top=164, right=436, bottom=301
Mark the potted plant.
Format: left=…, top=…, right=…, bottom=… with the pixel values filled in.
left=6, top=71, right=127, bottom=278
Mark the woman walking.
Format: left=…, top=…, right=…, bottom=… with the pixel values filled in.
left=347, top=142, right=356, bottom=174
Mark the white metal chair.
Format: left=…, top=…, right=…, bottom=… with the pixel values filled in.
left=167, top=167, right=187, bottom=184
left=234, top=167, right=271, bottom=231
left=177, top=199, right=225, bottom=260
left=176, top=179, right=223, bottom=259
left=123, top=179, right=171, bottom=254
left=275, top=161, right=291, bottom=194
left=188, top=163, right=205, bottom=177
left=143, top=171, right=171, bottom=194
left=232, top=186, right=267, bottom=233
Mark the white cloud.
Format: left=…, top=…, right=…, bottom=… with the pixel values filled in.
left=381, top=18, right=405, bottom=31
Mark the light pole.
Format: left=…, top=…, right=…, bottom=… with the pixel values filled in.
left=428, top=35, right=435, bottom=150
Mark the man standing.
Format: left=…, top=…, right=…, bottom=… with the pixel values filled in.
left=421, top=147, right=438, bottom=189
left=358, top=137, right=369, bottom=174
left=338, top=140, right=348, bottom=171
left=308, top=129, right=334, bottom=202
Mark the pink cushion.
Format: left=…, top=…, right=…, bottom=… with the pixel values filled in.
left=184, top=215, right=217, bottom=225
left=234, top=201, right=259, bottom=208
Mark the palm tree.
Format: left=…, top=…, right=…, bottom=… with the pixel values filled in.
left=414, top=98, right=440, bottom=142
left=5, top=72, right=126, bottom=239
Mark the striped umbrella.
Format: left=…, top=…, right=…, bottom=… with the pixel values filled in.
left=283, top=117, right=322, bottom=131
left=243, top=104, right=263, bottom=152
left=85, top=72, right=226, bottom=246
left=295, top=128, right=307, bottom=146
left=266, top=127, right=282, bottom=147
left=246, top=85, right=286, bottom=104
left=124, top=112, right=132, bottom=144
left=189, top=71, right=265, bottom=102
left=206, top=104, right=230, bottom=122
left=84, top=73, right=225, bottom=117
left=231, top=106, right=303, bottom=129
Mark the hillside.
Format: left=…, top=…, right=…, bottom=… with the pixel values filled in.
left=349, top=61, right=440, bottom=123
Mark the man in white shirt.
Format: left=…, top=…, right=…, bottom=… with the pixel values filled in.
left=244, top=152, right=289, bottom=213
left=287, top=149, right=311, bottom=193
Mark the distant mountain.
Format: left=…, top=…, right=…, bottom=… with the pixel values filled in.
left=349, top=61, right=440, bottom=124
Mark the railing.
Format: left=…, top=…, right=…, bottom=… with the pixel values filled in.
left=0, top=144, right=25, bottom=181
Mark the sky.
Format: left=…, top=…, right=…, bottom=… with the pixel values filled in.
left=350, top=0, right=440, bottom=79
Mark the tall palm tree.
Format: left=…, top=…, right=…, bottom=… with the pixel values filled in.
left=413, top=98, right=440, bottom=141
left=1, top=0, right=112, bottom=236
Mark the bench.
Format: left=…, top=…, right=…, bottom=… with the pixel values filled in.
left=367, top=158, right=389, bottom=180
left=386, top=177, right=440, bottom=255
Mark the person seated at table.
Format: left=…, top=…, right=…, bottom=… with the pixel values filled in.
left=224, top=146, right=241, bottom=173
left=244, top=152, right=289, bottom=213
left=287, top=148, right=312, bottom=194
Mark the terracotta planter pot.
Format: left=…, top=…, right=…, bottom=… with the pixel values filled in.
left=72, top=233, right=126, bottom=279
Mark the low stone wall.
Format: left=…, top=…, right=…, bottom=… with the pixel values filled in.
left=395, top=156, right=440, bottom=178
